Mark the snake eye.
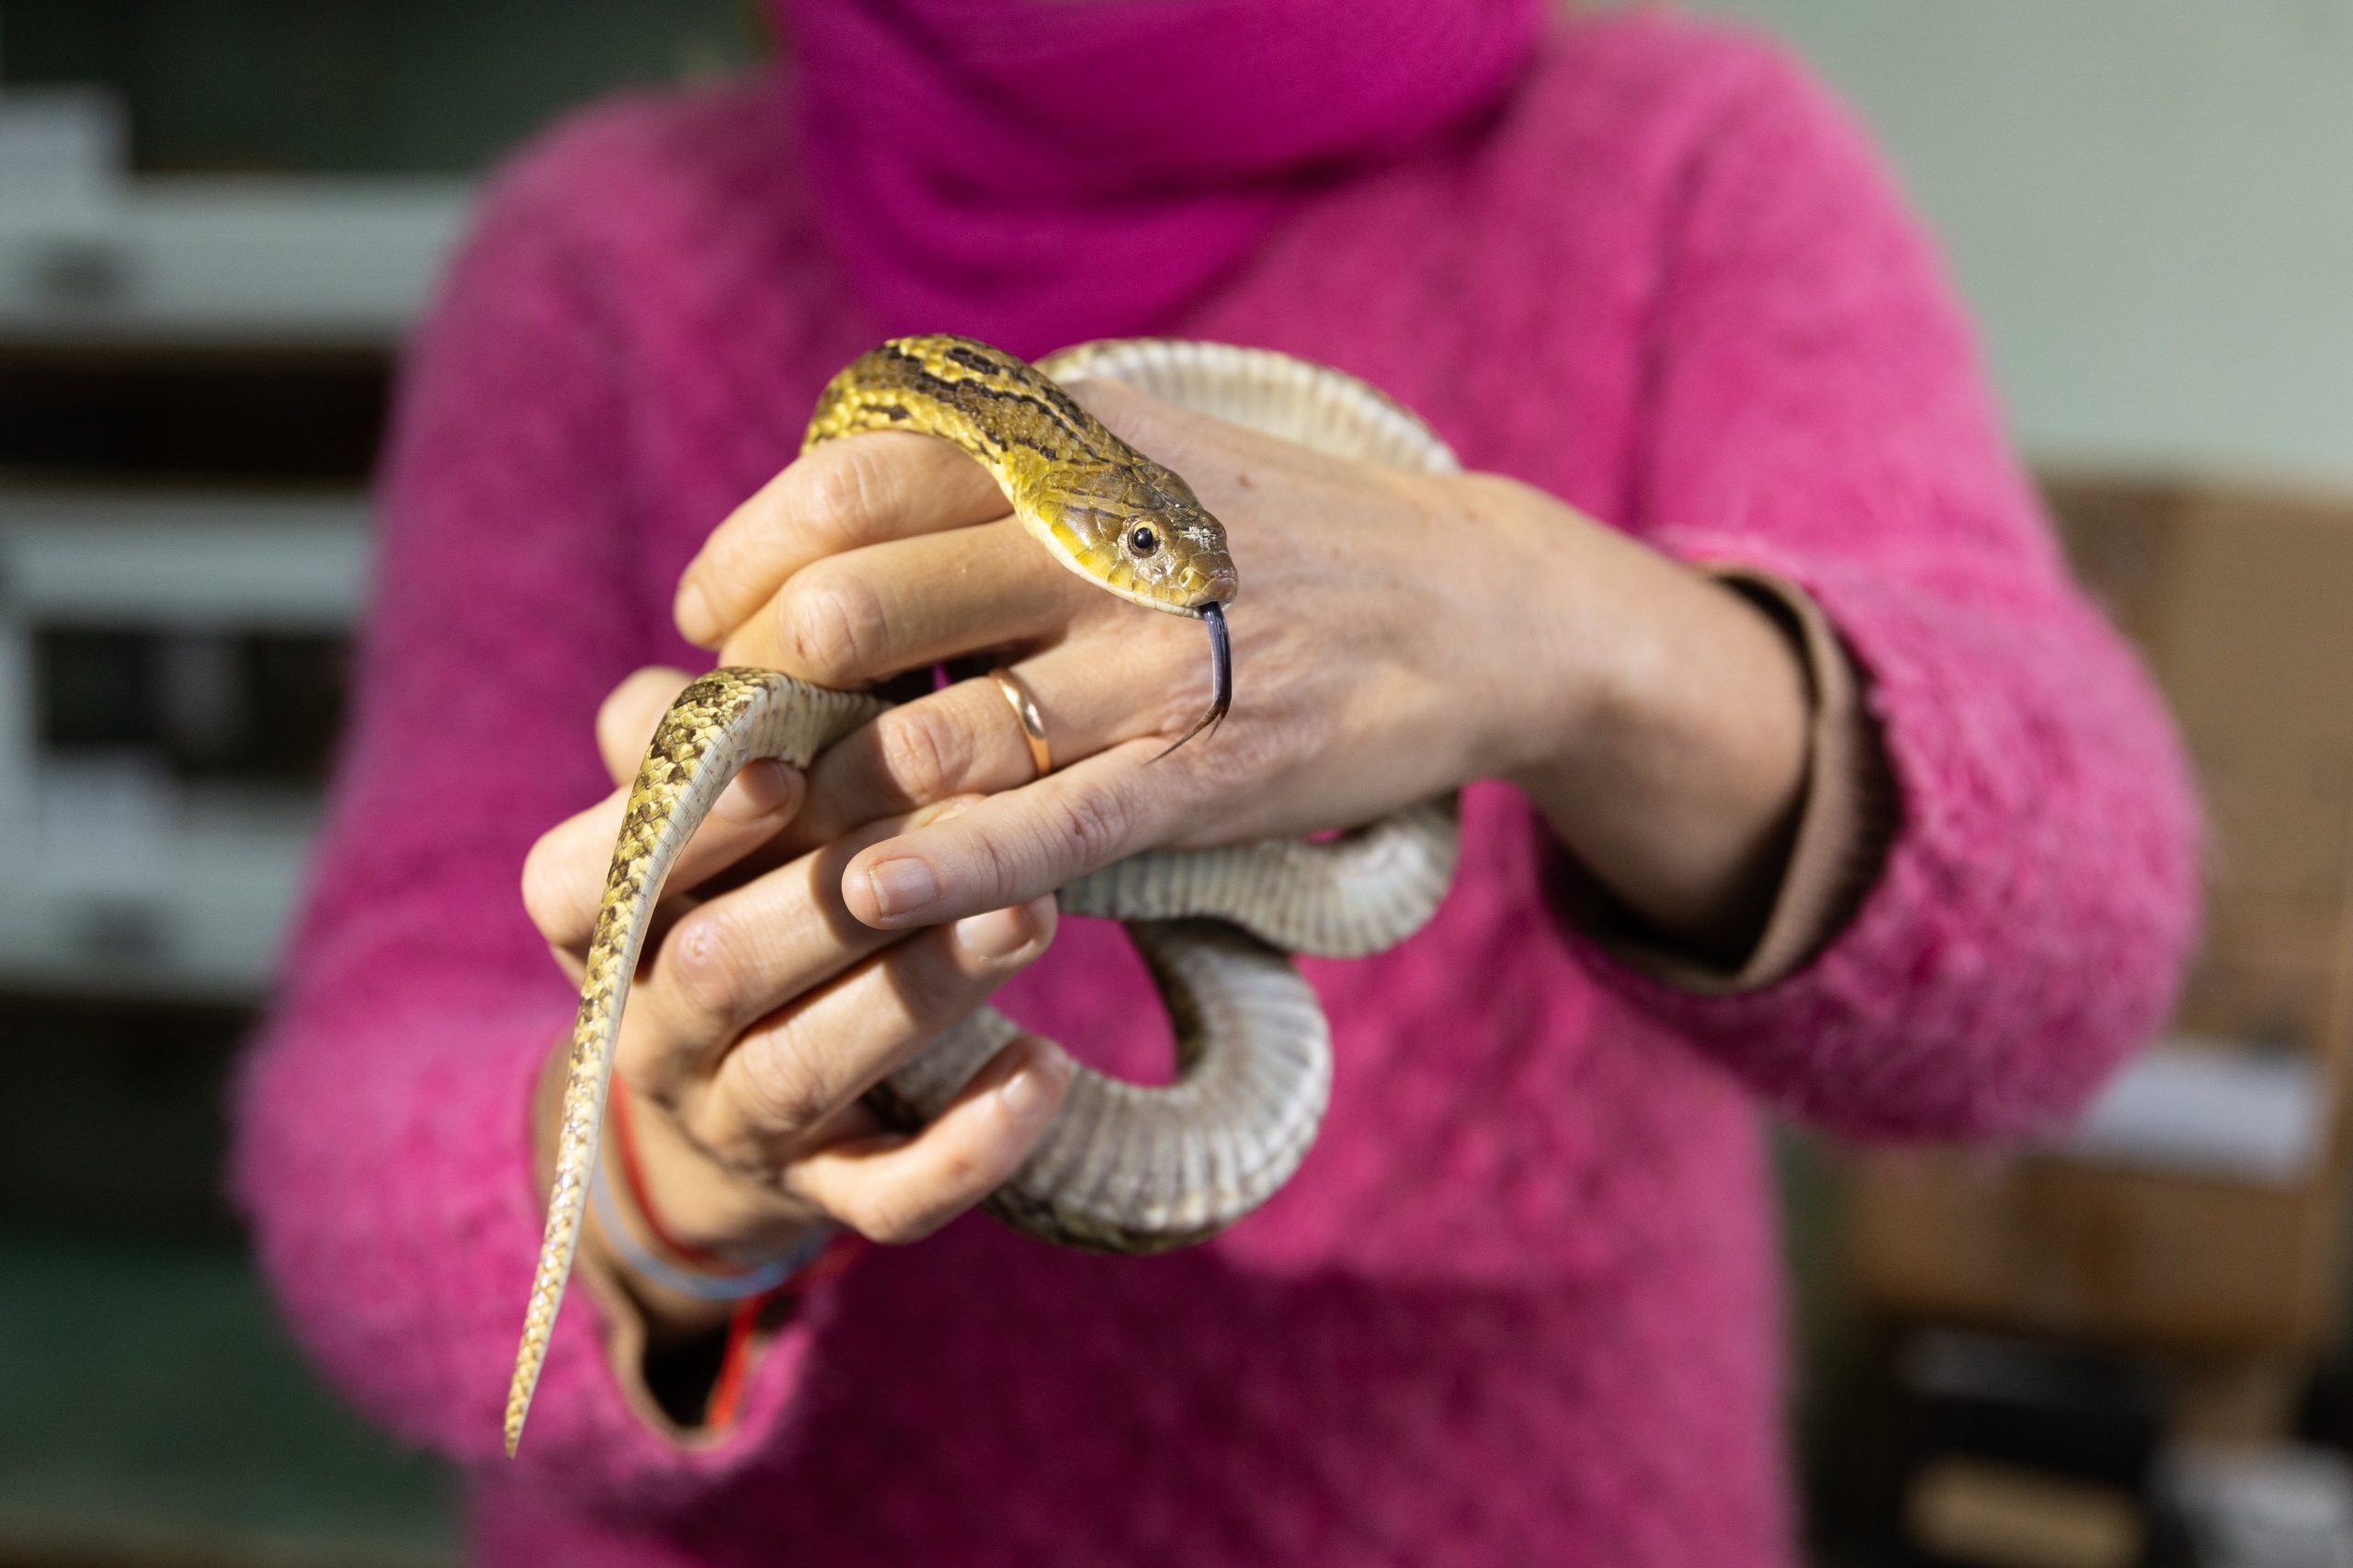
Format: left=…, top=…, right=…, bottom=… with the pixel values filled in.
left=1126, top=525, right=1161, bottom=556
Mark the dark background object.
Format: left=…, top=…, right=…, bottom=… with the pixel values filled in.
left=1, top=0, right=761, bottom=176
left=36, top=625, right=346, bottom=787
left=0, top=7, right=775, bottom=1562
left=0, top=344, right=392, bottom=482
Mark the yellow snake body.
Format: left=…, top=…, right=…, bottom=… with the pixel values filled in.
left=505, top=336, right=1461, bottom=1455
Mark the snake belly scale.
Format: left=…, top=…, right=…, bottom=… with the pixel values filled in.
left=505, top=335, right=1463, bottom=1454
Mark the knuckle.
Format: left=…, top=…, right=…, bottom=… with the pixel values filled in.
left=798, top=444, right=894, bottom=547
left=960, top=822, right=1023, bottom=905
left=661, top=908, right=757, bottom=1030
left=1222, top=714, right=1298, bottom=782
left=778, top=568, right=887, bottom=686
left=873, top=703, right=968, bottom=804
left=1052, top=782, right=1131, bottom=871
left=898, top=943, right=983, bottom=1021
left=733, top=1023, right=835, bottom=1136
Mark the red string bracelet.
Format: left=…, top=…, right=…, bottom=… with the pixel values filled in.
left=606, top=1084, right=867, bottom=1429
left=607, top=1082, right=740, bottom=1272
left=703, top=1238, right=866, bottom=1429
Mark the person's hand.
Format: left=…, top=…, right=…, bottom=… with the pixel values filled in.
left=676, top=379, right=1813, bottom=959
left=521, top=667, right=1072, bottom=1340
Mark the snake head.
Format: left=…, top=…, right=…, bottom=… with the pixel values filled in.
left=1025, top=440, right=1236, bottom=756
left=1035, top=458, right=1238, bottom=619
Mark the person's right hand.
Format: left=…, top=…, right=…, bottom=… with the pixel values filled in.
left=520, top=665, right=1071, bottom=1342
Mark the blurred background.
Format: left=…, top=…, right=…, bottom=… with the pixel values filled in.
left=0, top=3, right=2347, bottom=1566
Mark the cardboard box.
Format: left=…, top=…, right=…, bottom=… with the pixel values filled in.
left=2048, top=474, right=2353, bottom=912
left=1847, top=475, right=2353, bottom=1359
left=1850, top=1145, right=2345, bottom=1355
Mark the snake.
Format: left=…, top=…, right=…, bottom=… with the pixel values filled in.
left=504, top=335, right=1462, bottom=1454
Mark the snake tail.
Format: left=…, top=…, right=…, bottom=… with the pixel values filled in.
left=504, top=670, right=881, bottom=1457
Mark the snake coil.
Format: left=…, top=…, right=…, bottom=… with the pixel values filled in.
left=504, top=336, right=1462, bottom=1454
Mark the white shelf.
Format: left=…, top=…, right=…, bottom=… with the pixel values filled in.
left=0, top=166, right=453, bottom=1002
left=0, top=776, right=323, bottom=1004
left=0, top=491, right=369, bottom=626
left=0, top=176, right=472, bottom=350
left=0, top=490, right=371, bottom=1003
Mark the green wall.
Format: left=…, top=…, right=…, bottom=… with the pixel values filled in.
left=1694, top=0, right=2353, bottom=487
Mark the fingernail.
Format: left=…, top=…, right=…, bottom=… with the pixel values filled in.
left=714, top=760, right=793, bottom=824
left=865, top=858, right=938, bottom=919
left=675, top=579, right=716, bottom=645
left=953, top=905, right=1033, bottom=960
left=998, top=1048, right=1066, bottom=1120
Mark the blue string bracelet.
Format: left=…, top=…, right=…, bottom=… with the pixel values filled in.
left=589, top=1150, right=832, bottom=1303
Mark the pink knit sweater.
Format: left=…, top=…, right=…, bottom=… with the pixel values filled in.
left=233, top=14, right=2197, bottom=1565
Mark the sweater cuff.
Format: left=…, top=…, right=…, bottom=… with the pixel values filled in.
left=574, top=1246, right=822, bottom=1446
left=1550, top=567, right=1898, bottom=994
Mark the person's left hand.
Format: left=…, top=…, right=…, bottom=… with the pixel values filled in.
left=673, top=378, right=1811, bottom=953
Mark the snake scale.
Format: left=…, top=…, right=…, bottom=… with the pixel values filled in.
left=505, top=335, right=1463, bottom=1454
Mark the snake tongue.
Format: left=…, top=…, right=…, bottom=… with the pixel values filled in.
left=1157, top=602, right=1231, bottom=761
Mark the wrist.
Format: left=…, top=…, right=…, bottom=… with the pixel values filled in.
left=530, top=1036, right=824, bottom=1344
left=1431, top=473, right=1657, bottom=784
left=1469, top=486, right=1811, bottom=953
left=1404, top=472, right=1606, bottom=784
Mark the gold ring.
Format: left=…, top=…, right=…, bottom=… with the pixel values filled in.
left=988, top=667, right=1053, bottom=778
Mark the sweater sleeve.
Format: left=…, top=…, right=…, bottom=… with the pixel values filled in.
left=229, top=149, right=824, bottom=1507
left=1567, top=40, right=2200, bottom=1142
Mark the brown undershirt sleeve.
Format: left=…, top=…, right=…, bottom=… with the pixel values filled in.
left=1552, top=567, right=1900, bottom=994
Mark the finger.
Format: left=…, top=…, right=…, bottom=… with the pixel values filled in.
left=594, top=667, right=694, bottom=785
left=676, top=433, right=1010, bottom=648
left=790, top=1036, right=1073, bottom=1245
left=716, top=517, right=1093, bottom=685
left=620, top=799, right=978, bottom=1089
left=594, top=665, right=805, bottom=820
left=841, top=745, right=1180, bottom=929
left=520, top=765, right=808, bottom=956
left=785, top=640, right=1179, bottom=849
left=688, top=894, right=1057, bottom=1162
